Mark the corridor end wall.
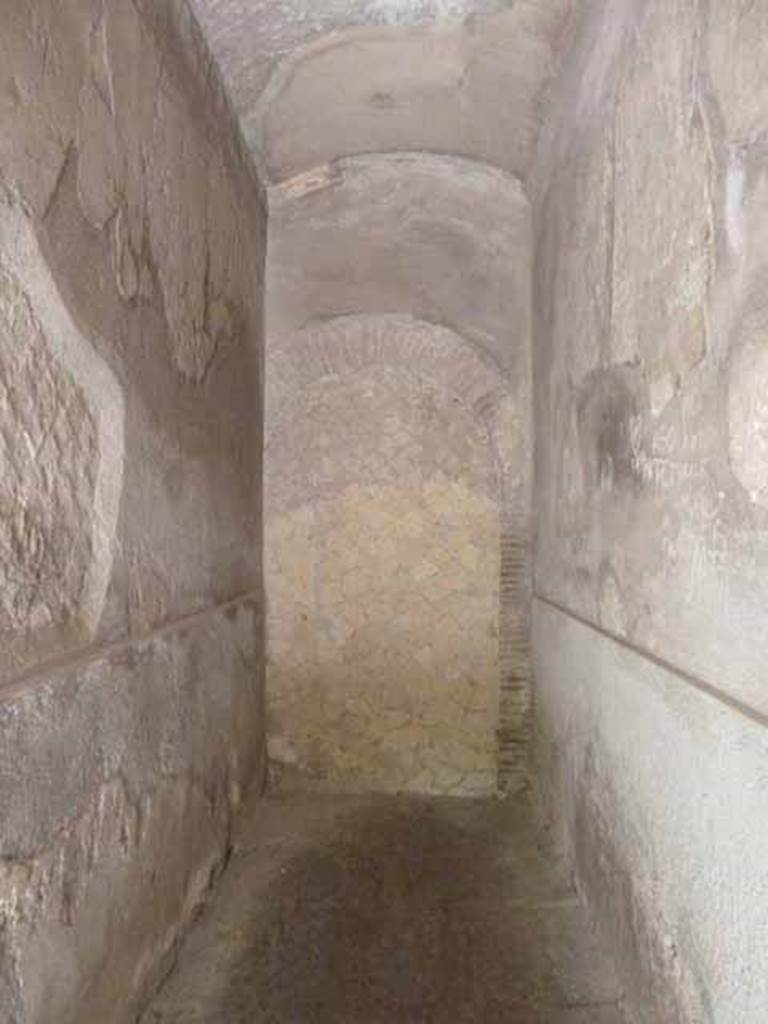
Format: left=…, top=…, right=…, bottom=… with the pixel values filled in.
left=265, top=155, right=533, bottom=794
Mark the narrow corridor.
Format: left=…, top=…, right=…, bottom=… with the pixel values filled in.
left=5, top=3, right=767, bottom=1020
left=142, top=793, right=623, bottom=1023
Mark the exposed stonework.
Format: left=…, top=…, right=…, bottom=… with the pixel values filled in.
left=0, top=598, right=262, bottom=1024
left=267, top=477, right=500, bottom=795
left=266, top=317, right=518, bottom=794
left=0, top=198, right=124, bottom=677
left=189, top=0, right=574, bottom=183
left=0, top=265, right=97, bottom=646
left=268, top=313, right=532, bottom=790
left=0, top=2, right=266, bottom=1021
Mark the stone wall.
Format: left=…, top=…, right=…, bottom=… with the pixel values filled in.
left=532, top=1, right=768, bottom=1019
left=0, top=2, right=265, bottom=1020
left=266, top=155, right=532, bottom=793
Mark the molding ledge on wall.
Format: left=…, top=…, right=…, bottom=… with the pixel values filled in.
left=534, top=593, right=768, bottom=732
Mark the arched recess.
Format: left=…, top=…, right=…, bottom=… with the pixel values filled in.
left=265, top=315, right=530, bottom=794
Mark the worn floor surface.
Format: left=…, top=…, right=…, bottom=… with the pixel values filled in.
left=141, top=792, right=624, bottom=1023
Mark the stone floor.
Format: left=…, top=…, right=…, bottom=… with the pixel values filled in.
left=140, top=792, right=625, bottom=1023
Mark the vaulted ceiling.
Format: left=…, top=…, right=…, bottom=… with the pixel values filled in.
left=189, top=0, right=575, bottom=185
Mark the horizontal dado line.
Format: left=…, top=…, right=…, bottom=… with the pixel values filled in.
left=534, top=593, right=768, bottom=733
left=0, top=591, right=262, bottom=706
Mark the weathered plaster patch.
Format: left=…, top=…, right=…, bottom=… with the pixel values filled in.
left=266, top=481, right=500, bottom=796
left=532, top=0, right=768, bottom=714
left=266, top=356, right=504, bottom=795
left=533, top=600, right=768, bottom=1023
left=548, top=123, right=613, bottom=387
left=0, top=198, right=124, bottom=670
left=725, top=147, right=747, bottom=259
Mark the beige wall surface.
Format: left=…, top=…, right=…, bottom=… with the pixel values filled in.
left=532, top=1, right=768, bottom=1019
left=265, top=316, right=512, bottom=795
left=0, top=2, right=265, bottom=1020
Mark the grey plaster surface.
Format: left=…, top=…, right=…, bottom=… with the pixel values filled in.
left=142, top=791, right=625, bottom=1023
left=264, top=317, right=507, bottom=795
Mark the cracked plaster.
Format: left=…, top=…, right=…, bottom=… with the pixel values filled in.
left=266, top=363, right=501, bottom=795
left=265, top=316, right=530, bottom=794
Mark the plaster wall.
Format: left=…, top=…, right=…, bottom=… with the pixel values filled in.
left=0, top=2, right=265, bottom=1020
left=532, top=0, right=768, bottom=1018
left=265, top=155, right=533, bottom=792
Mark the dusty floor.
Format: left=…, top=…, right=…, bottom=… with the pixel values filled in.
left=141, top=792, right=625, bottom=1023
